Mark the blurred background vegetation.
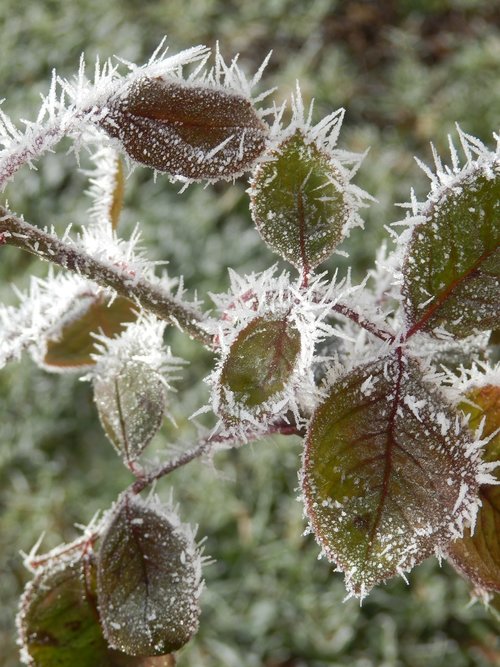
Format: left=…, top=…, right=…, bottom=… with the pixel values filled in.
left=0, top=0, right=499, bottom=665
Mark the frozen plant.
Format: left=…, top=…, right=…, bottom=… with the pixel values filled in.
left=0, top=41, right=499, bottom=665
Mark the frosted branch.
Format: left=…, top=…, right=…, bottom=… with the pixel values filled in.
left=331, top=302, right=395, bottom=343
left=0, top=207, right=212, bottom=346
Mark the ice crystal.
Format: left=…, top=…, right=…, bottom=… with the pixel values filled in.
left=394, top=129, right=500, bottom=338
left=82, top=142, right=124, bottom=230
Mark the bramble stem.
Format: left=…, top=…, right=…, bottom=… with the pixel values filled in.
left=130, top=421, right=302, bottom=494
left=0, top=206, right=213, bottom=347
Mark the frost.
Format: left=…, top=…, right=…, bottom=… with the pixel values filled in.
left=83, top=142, right=124, bottom=230
left=90, top=313, right=183, bottom=383
left=445, top=378, right=500, bottom=592
left=0, top=42, right=211, bottom=191
left=0, top=271, right=95, bottom=370
left=97, top=43, right=273, bottom=182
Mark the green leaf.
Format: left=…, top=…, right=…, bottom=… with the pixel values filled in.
left=18, top=556, right=177, bottom=666
left=97, top=495, right=201, bottom=656
left=18, top=558, right=110, bottom=667
left=403, top=161, right=500, bottom=337
left=101, top=78, right=268, bottom=181
left=447, top=384, right=500, bottom=592
left=43, top=295, right=136, bottom=370
left=301, top=353, right=479, bottom=597
left=94, top=360, right=167, bottom=463
left=219, top=315, right=301, bottom=411
left=250, top=130, right=351, bottom=271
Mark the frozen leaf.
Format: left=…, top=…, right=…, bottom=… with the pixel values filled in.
left=100, top=77, right=268, bottom=181
left=18, top=558, right=109, bottom=667
left=43, top=295, right=136, bottom=370
left=250, top=130, right=351, bottom=271
left=86, top=148, right=125, bottom=231
left=94, top=360, right=167, bottom=463
left=18, top=557, right=176, bottom=666
left=219, top=315, right=301, bottom=411
left=110, top=157, right=125, bottom=231
left=301, top=353, right=479, bottom=597
left=403, top=162, right=500, bottom=337
left=97, top=495, right=201, bottom=656
left=447, top=384, right=500, bottom=592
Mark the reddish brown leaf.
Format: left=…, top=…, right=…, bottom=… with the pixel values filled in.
left=101, top=78, right=268, bottom=181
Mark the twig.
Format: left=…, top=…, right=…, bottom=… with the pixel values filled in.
left=0, top=206, right=213, bottom=347
left=331, top=302, right=395, bottom=343
left=130, top=421, right=302, bottom=494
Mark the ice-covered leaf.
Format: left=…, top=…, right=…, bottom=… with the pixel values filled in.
left=219, top=315, right=301, bottom=411
left=447, top=384, right=500, bottom=592
left=250, top=130, right=352, bottom=271
left=301, top=353, right=479, bottom=597
left=403, top=162, right=500, bottom=337
left=94, top=360, right=167, bottom=462
left=43, top=295, right=136, bottom=370
left=18, top=558, right=109, bottom=667
left=18, top=557, right=176, bottom=666
left=97, top=495, right=201, bottom=656
left=100, top=77, right=268, bottom=181
left=110, top=157, right=125, bottom=231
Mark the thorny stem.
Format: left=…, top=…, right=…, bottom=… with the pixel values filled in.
left=130, top=420, right=302, bottom=495
left=0, top=206, right=213, bottom=347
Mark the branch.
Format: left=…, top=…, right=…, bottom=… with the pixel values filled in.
left=0, top=207, right=213, bottom=347
left=130, top=421, right=302, bottom=494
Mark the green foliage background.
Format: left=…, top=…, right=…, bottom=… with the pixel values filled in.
left=0, top=0, right=499, bottom=665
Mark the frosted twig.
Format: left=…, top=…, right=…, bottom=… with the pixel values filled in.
left=130, top=420, right=302, bottom=494
left=331, top=301, right=395, bottom=343
left=0, top=206, right=212, bottom=347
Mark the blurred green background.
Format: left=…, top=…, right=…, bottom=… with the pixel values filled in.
left=1, top=0, right=499, bottom=665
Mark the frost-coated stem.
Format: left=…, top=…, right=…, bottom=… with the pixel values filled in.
left=130, top=421, right=302, bottom=494
left=332, top=302, right=395, bottom=343
left=0, top=123, right=66, bottom=191
left=0, top=207, right=212, bottom=347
